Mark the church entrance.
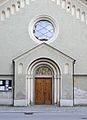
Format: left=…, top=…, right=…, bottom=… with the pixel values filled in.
left=35, top=77, right=52, bottom=105
left=27, top=58, right=61, bottom=106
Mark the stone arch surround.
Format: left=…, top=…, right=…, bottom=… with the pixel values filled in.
left=27, top=58, right=61, bottom=105
left=13, top=43, right=75, bottom=106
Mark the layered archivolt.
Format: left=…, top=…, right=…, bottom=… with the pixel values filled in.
left=0, top=0, right=87, bottom=25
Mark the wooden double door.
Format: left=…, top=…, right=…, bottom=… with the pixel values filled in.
left=35, top=78, right=52, bottom=105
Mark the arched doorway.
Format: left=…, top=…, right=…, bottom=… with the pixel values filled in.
left=27, top=58, right=61, bottom=106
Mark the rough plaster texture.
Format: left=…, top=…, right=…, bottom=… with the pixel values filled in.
left=0, top=0, right=87, bottom=74
left=0, top=0, right=87, bottom=106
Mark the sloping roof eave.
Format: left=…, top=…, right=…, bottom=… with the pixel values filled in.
left=12, top=43, right=76, bottom=63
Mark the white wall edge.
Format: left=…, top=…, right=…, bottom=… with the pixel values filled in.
left=14, top=99, right=27, bottom=106
left=0, top=99, right=13, bottom=105
left=74, top=99, right=87, bottom=105
left=60, top=99, right=73, bottom=106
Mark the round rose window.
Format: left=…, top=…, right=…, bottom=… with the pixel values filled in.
left=33, top=20, right=55, bottom=41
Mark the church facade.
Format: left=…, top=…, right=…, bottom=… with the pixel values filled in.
left=0, top=0, right=87, bottom=106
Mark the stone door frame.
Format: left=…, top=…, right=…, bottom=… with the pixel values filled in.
left=26, top=58, right=61, bottom=106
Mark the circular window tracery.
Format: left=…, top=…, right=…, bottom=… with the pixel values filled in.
left=33, top=20, right=55, bottom=41
left=29, top=16, right=58, bottom=44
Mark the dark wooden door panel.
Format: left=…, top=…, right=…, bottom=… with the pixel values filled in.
left=35, top=79, right=44, bottom=104
left=44, top=79, right=52, bottom=104
left=35, top=78, right=52, bottom=105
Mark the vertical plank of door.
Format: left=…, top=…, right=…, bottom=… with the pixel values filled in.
left=35, top=78, right=44, bottom=104
left=44, top=78, right=52, bottom=105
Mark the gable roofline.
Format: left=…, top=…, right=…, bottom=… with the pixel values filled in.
left=13, top=43, right=76, bottom=62
left=0, top=0, right=9, bottom=7
left=45, top=43, right=76, bottom=62
left=0, top=0, right=87, bottom=26
left=78, top=0, right=87, bottom=8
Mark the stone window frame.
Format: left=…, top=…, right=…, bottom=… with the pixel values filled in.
left=28, top=15, right=59, bottom=44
